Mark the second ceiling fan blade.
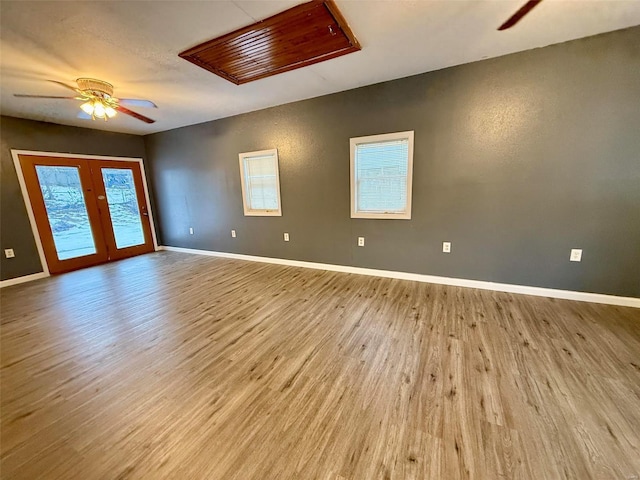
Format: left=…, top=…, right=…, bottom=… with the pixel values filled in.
left=49, top=80, right=82, bottom=93
left=498, top=0, right=543, bottom=30
left=116, top=105, right=156, bottom=124
left=118, top=99, right=157, bottom=108
left=14, top=94, right=79, bottom=99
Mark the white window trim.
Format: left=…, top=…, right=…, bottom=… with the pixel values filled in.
left=239, top=148, right=282, bottom=217
left=350, top=130, right=414, bottom=220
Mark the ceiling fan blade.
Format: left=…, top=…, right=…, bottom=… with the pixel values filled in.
left=498, top=0, right=543, bottom=30
left=116, top=105, right=156, bottom=124
left=118, top=99, right=157, bottom=108
left=14, top=94, right=79, bottom=99
left=77, top=111, right=92, bottom=120
left=49, top=80, right=82, bottom=93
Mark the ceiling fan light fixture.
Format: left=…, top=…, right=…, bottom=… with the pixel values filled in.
left=80, top=99, right=116, bottom=120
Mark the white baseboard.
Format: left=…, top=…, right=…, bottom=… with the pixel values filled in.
left=0, top=271, right=49, bottom=288
left=159, top=246, right=640, bottom=308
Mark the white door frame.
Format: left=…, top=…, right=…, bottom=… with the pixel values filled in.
left=10, top=149, right=159, bottom=280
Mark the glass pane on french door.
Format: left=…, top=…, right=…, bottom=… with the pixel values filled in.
left=101, top=168, right=145, bottom=249
left=35, top=165, right=97, bottom=260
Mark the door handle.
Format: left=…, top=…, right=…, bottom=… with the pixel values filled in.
left=98, top=195, right=106, bottom=200
left=142, top=212, right=149, bottom=216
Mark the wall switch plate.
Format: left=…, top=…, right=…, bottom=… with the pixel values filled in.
left=570, top=249, right=582, bottom=262
left=358, top=237, right=365, bottom=247
left=231, top=230, right=236, bottom=238
left=443, top=242, right=451, bottom=253
left=189, top=227, right=194, bottom=235
left=284, top=233, right=290, bottom=242
left=4, top=248, right=15, bottom=259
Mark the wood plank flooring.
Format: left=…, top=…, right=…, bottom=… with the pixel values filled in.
left=1, top=251, right=639, bottom=479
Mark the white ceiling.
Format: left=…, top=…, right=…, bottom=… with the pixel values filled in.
left=1, top=0, right=639, bottom=135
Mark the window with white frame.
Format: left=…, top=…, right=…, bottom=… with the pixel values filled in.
left=239, top=149, right=282, bottom=216
left=350, top=131, right=414, bottom=219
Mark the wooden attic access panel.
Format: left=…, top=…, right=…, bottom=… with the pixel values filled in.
left=179, top=0, right=360, bottom=85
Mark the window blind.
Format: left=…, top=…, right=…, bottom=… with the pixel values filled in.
left=355, top=138, right=409, bottom=213
left=243, top=154, right=279, bottom=211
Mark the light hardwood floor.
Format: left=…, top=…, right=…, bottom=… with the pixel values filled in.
left=1, top=251, right=639, bottom=479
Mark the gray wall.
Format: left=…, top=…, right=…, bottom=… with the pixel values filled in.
left=0, top=116, right=147, bottom=280
left=145, top=27, right=640, bottom=298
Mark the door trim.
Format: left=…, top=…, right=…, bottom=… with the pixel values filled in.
left=11, top=149, right=158, bottom=277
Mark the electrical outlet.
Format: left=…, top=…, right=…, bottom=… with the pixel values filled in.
left=231, top=230, right=236, bottom=238
left=284, top=233, right=290, bottom=242
left=189, top=227, right=194, bottom=235
left=570, top=249, right=582, bottom=262
left=442, top=242, right=451, bottom=253
left=358, top=237, right=365, bottom=247
left=4, top=248, right=15, bottom=259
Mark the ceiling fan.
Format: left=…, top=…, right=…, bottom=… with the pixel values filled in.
left=13, top=78, right=157, bottom=124
left=498, top=0, right=543, bottom=30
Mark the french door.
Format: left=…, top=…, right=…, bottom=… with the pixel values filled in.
left=18, top=154, right=155, bottom=274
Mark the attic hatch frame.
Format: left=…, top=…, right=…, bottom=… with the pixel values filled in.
left=179, top=0, right=361, bottom=85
